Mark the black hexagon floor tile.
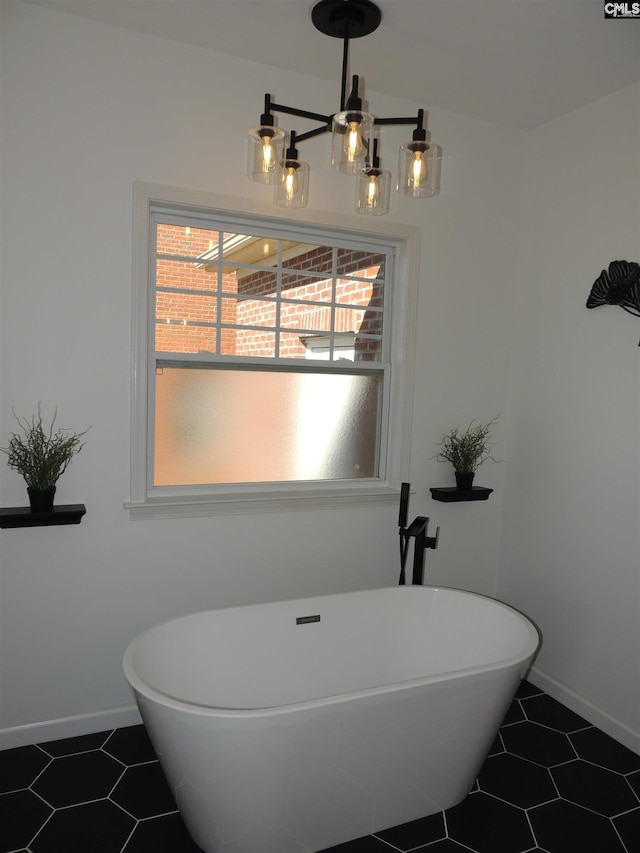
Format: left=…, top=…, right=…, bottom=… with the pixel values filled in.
left=500, top=719, right=577, bottom=767
left=614, top=807, right=640, bottom=852
left=0, top=745, right=50, bottom=793
left=122, top=813, right=205, bottom=852
left=520, top=693, right=592, bottom=733
left=477, top=751, right=557, bottom=809
left=516, top=680, right=543, bottom=698
left=31, top=749, right=125, bottom=809
left=486, top=731, right=505, bottom=757
left=374, top=811, right=445, bottom=849
left=111, top=762, right=177, bottom=819
left=551, top=758, right=639, bottom=817
left=445, top=791, right=536, bottom=853
left=528, top=798, right=629, bottom=852
left=0, top=789, right=53, bottom=851
left=103, top=725, right=157, bottom=766
left=1, top=680, right=639, bottom=853
left=29, top=799, right=135, bottom=853
left=570, top=726, right=640, bottom=774
left=500, top=696, right=526, bottom=726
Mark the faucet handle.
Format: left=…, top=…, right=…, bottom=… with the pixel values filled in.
left=426, top=526, right=440, bottom=550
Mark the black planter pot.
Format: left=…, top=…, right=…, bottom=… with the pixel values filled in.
left=454, top=471, right=474, bottom=491
left=28, top=487, right=56, bottom=513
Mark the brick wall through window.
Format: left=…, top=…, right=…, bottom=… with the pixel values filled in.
left=154, top=224, right=384, bottom=361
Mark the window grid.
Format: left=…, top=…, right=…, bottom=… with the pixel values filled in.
left=152, top=226, right=387, bottom=365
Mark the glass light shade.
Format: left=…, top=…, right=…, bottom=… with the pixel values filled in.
left=331, top=110, right=374, bottom=175
left=397, top=141, right=442, bottom=198
left=356, top=167, right=391, bottom=216
left=274, top=158, right=310, bottom=208
left=247, top=125, right=286, bottom=184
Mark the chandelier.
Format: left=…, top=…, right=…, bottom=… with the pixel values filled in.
left=247, top=0, right=441, bottom=216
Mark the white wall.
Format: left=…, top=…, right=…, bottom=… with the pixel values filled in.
left=499, top=82, right=640, bottom=751
left=0, top=2, right=524, bottom=742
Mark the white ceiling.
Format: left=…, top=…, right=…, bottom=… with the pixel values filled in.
left=23, top=0, right=640, bottom=129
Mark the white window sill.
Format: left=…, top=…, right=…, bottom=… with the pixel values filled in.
left=124, top=484, right=401, bottom=519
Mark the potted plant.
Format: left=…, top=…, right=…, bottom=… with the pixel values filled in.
left=1, top=406, right=88, bottom=512
left=433, top=417, right=499, bottom=490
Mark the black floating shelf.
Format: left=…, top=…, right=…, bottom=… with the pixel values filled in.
left=0, top=504, right=86, bottom=529
left=430, top=487, right=493, bottom=503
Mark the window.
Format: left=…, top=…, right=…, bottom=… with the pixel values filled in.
left=128, top=184, right=419, bottom=517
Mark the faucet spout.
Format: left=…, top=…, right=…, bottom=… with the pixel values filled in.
left=397, top=484, right=439, bottom=585
left=406, top=516, right=439, bottom=584
left=405, top=515, right=428, bottom=539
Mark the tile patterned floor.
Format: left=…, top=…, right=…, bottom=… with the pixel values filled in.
left=1, top=681, right=639, bottom=852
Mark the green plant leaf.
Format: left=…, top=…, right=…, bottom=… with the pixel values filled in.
left=1, top=405, right=89, bottom=489
left=432, top=416, right=500, bottom=473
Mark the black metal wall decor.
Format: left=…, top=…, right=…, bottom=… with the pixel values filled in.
left=586, top=260, right=640, bottom=343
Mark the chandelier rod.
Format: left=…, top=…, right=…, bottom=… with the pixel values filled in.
left=340, top=25, right=350, bottom=111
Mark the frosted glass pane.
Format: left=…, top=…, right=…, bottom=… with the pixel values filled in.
left=154, top=366, right=381, bottom=485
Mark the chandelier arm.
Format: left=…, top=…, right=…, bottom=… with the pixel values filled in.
left=268, top=100, right=333, bottom=125
left=374, top=115, right=425, bottom=127
left=295, top=124, right=333, bottom=144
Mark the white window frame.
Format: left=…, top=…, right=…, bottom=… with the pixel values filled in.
left=126, top=183, right=420, bottom=519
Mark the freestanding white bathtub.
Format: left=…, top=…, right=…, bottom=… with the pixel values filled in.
left=123, top=586, right=539, bottom=853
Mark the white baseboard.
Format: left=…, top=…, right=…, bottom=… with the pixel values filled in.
left=528, top=666, right=640, bottom=756
left=0, top=704, right=142, bottom=750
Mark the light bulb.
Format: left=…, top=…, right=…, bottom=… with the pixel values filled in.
left=284, top=166, right=298, bottom=199
left=347, top=121, right=363, bottom=163
left=261, top=135, right=274, bottom=173
left=367, top=175, right=379, bottom=207
left=412, top=151, right=428, bottom=189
